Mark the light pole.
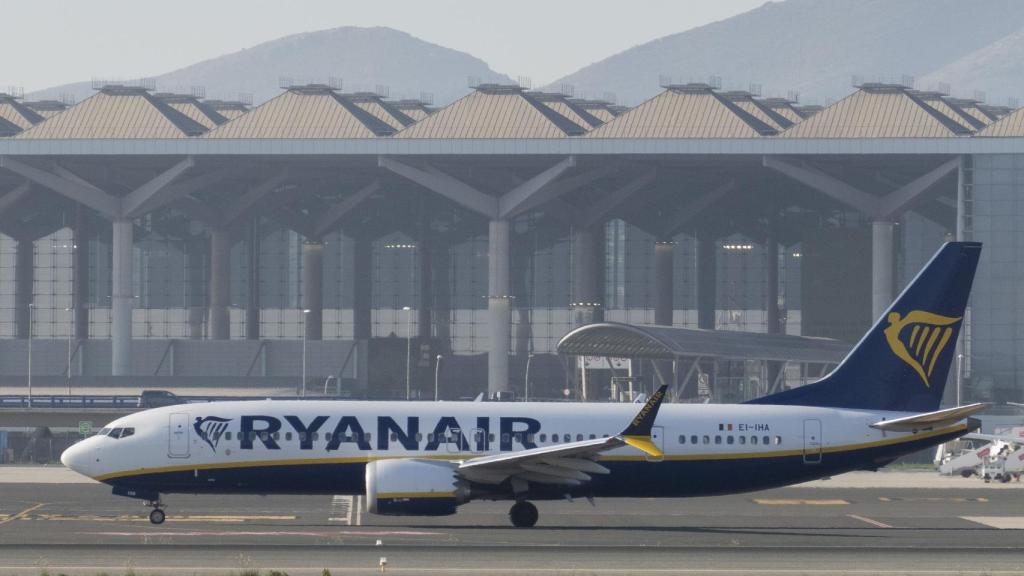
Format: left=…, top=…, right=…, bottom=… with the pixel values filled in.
left=65, top=307, right=73, bottom=395
left=524, top=353, right=535, bottom=402
left=434, top=354, right=443, bottom=401
left=402, top=306, right=412, bottom=400
left=27, top=303, right=34, bottom=408
left=301, top=309, right=310, bottom=397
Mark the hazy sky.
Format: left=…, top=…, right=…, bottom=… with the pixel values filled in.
left=2, top=0, right=767, bottom=91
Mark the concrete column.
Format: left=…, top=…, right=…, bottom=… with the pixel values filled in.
left=696, top=232, right=717, bottom=330
left=872, top=220, right=894, bottom=320
left=186, top=239, right=205, bottom=339
left=302, top=239, right=323, bottom=340
left=418, top=233, right=432, bottom=339
left=111, top=219, right=133, bottom=376
left=14, top=239, right=33, bottom=339
left=571, top=226, right=603, bottom=327
left=654, top=240, right=675, bottom=326
left=208, top=229, right=231, bottom=340
left=73, top=207, right=89, bottom=340
left=488, top=219, right=511, bottom=396
left=353, top=238, right=372, bottom=340
left=765, top=233, right=780, bottom=335
left=246, top=218, right=260, bottom=340
left=433, top=240, right=451, bottom=350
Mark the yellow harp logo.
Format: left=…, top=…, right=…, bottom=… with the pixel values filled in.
left=883, top=310, right=961, bottom=388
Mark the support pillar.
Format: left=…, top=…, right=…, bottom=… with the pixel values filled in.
left=302, top=239, right=323, bottom=340
left=186, top=240, right=206, bottom=339
left=208, top=229, right=231, bottom=340
left=14, top=240, right=33, bottom=339
left=871, top=220, right=894, bottom=320
left=654, top=240, right=674, bottom=326
left=488, top=219, right=511, bottom=397
left=111, top=219, right=133, bottom=376
left=417, top=232, right=432, bottom=340
left=570, top=226, right=603, bottom=327
left=353, top=238, right=372, bottom=390
left=696, top=232, right=717, bottom=330
left=765, top=229, right=781, bottom=335
left=73, top=207, right=89, bottom=340
left=246, top=217, right=260, bottom=340
left=433, top=240, right=452, bottom=350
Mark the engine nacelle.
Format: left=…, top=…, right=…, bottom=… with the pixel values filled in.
left=365, top=459, right=469, bottom=516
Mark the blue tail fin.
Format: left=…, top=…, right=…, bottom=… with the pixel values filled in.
left=748, top=241, right=981, bottom=412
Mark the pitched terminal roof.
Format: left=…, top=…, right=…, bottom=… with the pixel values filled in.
left=0, top=93, right=45, bottom=130
left=0, top=116, right=21, bottom=137
left=394, top=84, right=586, bottom=139
left=529, top=92, right=604, bottom=130
left=570, top=99, right=618, bottom=123
left=945, top=98, right=996, bottom=125
left=392, top=99, right=433, bottom=122
left=203, top=84, right=397, bottom=139
left=780, top=83, right=972, bottom=138
left=585, top=84, right=778, bottom=139
left=23, top=100, right=70, bottom=119
left=16, top=85, right=208, bottom=139
left=345, top=92, right=416, bottom=130
left=719, top=91, right=794, bottom=131
left=204, top=100, right=250, bottom=121
left=910, top=91, right=986, bottom=131
left=793, top=104, right=823, bottom=119
left=761, top=98, right=804, bottom=125
left=155, top=93, right=229, bottom=130
left=556, top=322, right=849, bottom=363
left=977, top=106, right=1024, bottom=137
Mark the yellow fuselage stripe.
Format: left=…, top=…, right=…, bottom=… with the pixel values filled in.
left=92, top=423, right=966, bottom=482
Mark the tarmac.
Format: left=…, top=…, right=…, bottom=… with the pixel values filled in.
left=0, top=466, right=1022, bottom=575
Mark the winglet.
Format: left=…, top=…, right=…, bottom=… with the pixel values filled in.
left=619, top=385, right=668, bottom=458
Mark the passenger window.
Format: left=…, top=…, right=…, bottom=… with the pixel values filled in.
left=488, top=434, right=495, bottom=442
left=551, top=435, right=558, bottom=443
left=751, top=435, right=758, bottom=445
left=226, top=431, right=232, bottom=441
left=273, top=432, right=280, bottom=440
left=678, top=435, right=686, bottom=444
left=727, top=436, right=734, bottom=445
left=539, top=434, right=547, bottom=442
left=763, top=435, right=770, bottom=445
left=312, top=432, right=319, bottom=441
left=738, top=436, right=746, bottom=445
left=527, top=434, right=535, bottom=443
left=365, top=433, right=372, bottom=443
left=416, top=433, right=423, bottom=442
left=774, top=436, right=782, bottom=445
left=715, top=435, right=722, bottom=445
left=427, top=433, right=435, bottom=443
left=299, top=432, right=306, bottom=442
left=260, top=432, right=269, bottom=441
left=563, top=434, right=571, bottom=442
left=250, top=432, right=257, bottom=441
left=501, top=433, right=510, bottom=444
left=690, top=435, right=698, bottom=444
left=702, top=435, right=710, bottom=444
left=573, top=434, right=581, bottom=441
left=285, top=432, right=292, bottom=441
left=589, top=434, right=596, bottom=440
left=391, top=433, right=398, bottom=442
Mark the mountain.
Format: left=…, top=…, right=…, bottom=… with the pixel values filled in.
left=919, top=26, right=1024, bottom=105
left=29, top=27, right=511, bottom=106
left=547, top=0, right=1024, bottom=106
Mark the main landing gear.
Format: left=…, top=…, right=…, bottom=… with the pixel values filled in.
left=509, top=500, right=538, bottom=528
left=146, top=499, right=166, bottom=525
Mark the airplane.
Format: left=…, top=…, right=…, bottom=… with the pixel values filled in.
left=62, top=241, right=986, bottom=528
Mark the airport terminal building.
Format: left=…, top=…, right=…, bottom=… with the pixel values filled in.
left=0, top=81, right=1022, bottom=403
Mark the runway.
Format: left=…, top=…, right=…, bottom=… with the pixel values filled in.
left=1, top=470, right=1023, bottom=575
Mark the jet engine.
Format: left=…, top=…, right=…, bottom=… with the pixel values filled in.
left=365, top=459, right=470, bottom=516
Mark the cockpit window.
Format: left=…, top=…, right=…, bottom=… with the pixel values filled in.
left=97, top=428, right=111, bottom=436
left=107, top=427, right=135, bottom=439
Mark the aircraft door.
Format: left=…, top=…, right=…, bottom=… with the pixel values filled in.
left=168, top=413, right=190, bottom=458
left=803, top=419, right=822, bottom=464
left=646, top=426, right=665, bottom=462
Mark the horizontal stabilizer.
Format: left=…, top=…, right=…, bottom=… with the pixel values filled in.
left=870, top=403, right=988, bottom=432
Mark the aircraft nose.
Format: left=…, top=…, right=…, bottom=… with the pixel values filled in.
left=61, top=440, right=93, bottom=477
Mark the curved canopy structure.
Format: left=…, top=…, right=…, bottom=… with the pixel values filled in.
left=556, top=322, right=850, bottom=364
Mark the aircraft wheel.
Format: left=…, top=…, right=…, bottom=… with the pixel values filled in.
left=1000, top=474, right=1011, bottom=484
left=960, top=469, right=974, bottom=478
left=509, top=501, right=538, bottom=528
left=149, top=508, right=166, bottom=525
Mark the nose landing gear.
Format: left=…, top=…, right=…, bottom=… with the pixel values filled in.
left=146, top=499, right=166, bottom=525
left=509, top=500, right=538, bottom=528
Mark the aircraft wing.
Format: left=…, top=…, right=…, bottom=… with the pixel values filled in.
left=870, top=403, right=988, bottom=432
left=962, top=432, right=1024, bottom=445
left=456, top=385, right=667, bottom=487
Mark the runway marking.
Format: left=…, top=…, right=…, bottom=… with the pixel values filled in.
left=880, top=496, right=989, bottom=503
left=961, top=516, right=1024, bottom=529
left=753, top=498, right=849, bottom=505
left=28, top=514, right=296, bottom=523
left=329, top=495, right=353, bottom=524
left=90, top=529, right=443, bottom=537
left=0, top=503, right=43, bottom=525
left=847, top=514, right=893, bottom=528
